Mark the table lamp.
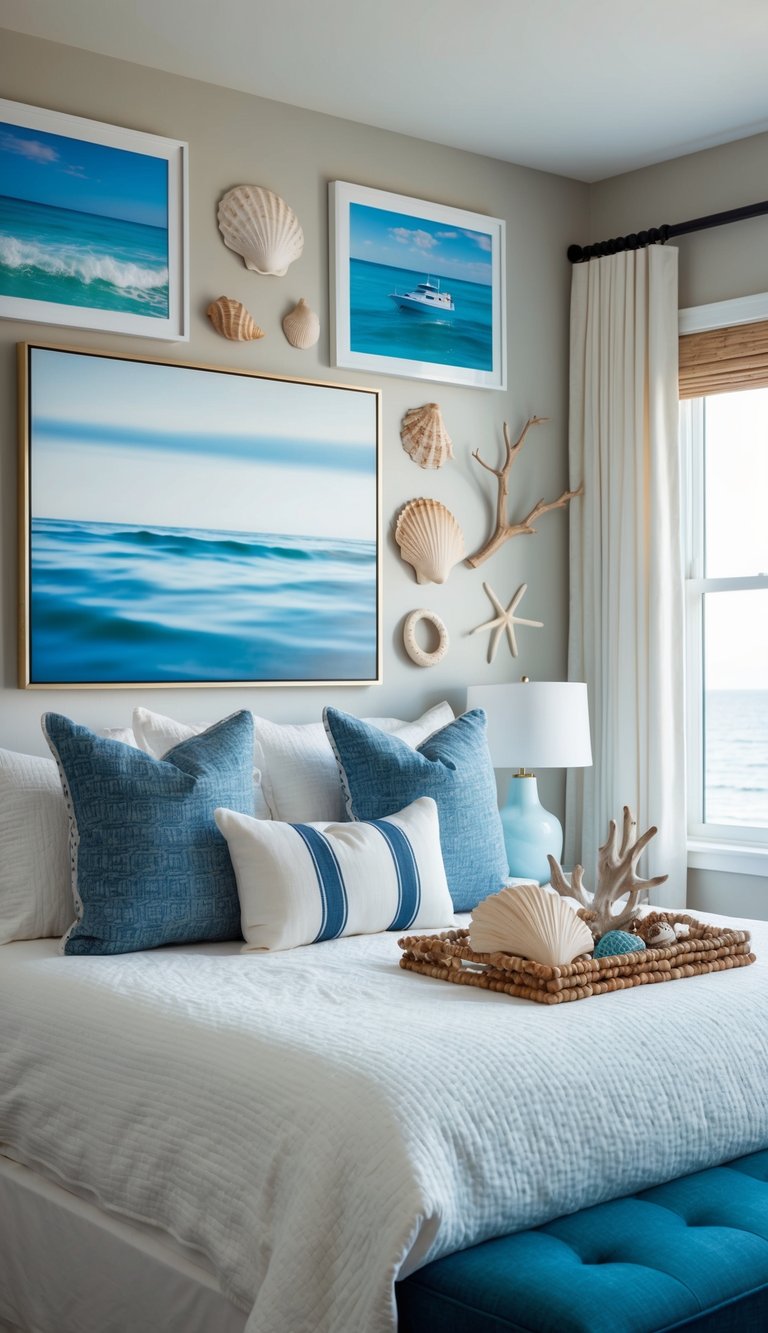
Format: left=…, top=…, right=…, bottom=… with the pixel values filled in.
left=466, top=679, right=592, bottom=884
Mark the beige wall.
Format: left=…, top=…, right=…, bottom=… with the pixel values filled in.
left=590, top=139, right=768, bottom=916
left=0, top=30, right=587, bottom=831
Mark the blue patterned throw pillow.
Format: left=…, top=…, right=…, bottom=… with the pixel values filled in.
left=323, top=707, right=507, bottom=911
left=43, top=710, right=255, bottom=955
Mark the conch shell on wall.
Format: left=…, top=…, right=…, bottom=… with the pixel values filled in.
left=282, top=298, right=320, bottom=348
left=469, top=884, right=595, bottom=967
left=400, top=403, right=453, bottom=469
left=206, top=296, right=265, bottom=341
left=395, top=497, right=465, bottom=585
left=217, top=185, right=304, bottom=276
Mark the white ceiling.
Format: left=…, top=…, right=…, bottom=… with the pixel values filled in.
left=3, top=0, right=768, bottom=181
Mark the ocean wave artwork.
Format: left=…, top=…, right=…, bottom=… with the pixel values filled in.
left=0, top=195, right=169, bottom=317
left=30, top=518, right=378, bottom=684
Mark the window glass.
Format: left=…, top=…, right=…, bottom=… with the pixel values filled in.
left=703, top=588, right=768, bottom=828
left=704, top=391, right=768, bottom=578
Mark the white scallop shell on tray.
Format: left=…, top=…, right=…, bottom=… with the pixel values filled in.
left=469, top=884, right=595, bottom=967
left=217, top=185, right=304, bottom=276
left=395, top=497, right=465, bottom=585
left=400, top=403, right=453, bottom=469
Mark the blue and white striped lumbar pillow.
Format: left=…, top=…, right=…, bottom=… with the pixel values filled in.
left=215, top=796, right=454, bottom=951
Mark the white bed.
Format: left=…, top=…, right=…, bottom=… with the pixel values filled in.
left=2, top=914, right=767, bottom=1333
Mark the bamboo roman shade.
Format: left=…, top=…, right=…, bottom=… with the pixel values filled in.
left=679, top=318, right=768, bottom=398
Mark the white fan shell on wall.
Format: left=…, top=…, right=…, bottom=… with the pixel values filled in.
left=469, top=884, right=594, bottom=967
left=395, top=497, right=465, bottom=585
left=217, top=185, right=304, bottom=276
left=400, top=403, right=453, bottom=469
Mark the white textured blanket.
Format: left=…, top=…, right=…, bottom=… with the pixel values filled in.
left=1, top=914, right=767, bottom=1333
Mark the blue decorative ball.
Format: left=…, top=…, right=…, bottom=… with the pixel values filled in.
left=594, top=930, right=645, bottom=958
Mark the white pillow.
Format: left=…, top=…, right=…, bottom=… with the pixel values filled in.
left=0, top=748, right=72, bottom=944
left=252, top=702, right=455, bottom=822
left=132, top=708, right=272, bottom=820
left=215, top=796, right=455, bottom=951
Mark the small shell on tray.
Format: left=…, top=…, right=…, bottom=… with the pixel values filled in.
left=400, top=403, right=453, bottom=469
left=282, top=297, right=320, bottom=348
left=469, top=884, right=595, bottom=967
left=206, top=296, right=265, bottom=341
left=217, top=185, right=304, bottom=276
left=395, top=497, right=465, bottom=585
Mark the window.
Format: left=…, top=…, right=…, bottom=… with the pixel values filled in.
left=681, top=384, right=768, bottom=852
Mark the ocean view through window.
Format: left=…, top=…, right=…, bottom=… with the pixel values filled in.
left=683, top=385, right=768, bottom=846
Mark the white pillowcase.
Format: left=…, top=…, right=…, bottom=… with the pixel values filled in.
left=0, top=747, right=73, bottom=944
left=215, top=796, right=455, bottom=951
left=252, top=702, right=454, bottom=822
left=133, top=702, right=454, bottom=824
left=132, top=707, right=272, bottom=819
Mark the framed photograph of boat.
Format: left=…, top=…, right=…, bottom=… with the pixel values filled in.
left=330, top=181, right=506, bottom=390
left=0, top=98, right=188, bottom=340
left=18, top=342, right=381, bottom=687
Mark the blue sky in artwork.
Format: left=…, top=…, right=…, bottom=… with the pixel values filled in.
left=350, top=202, right=493, bottom=286
left=0, top=120, right=168, bottom=228
left=30, top=349, right=377, bottom=540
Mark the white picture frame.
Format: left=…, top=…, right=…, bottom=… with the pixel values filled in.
left=330, top=180, right=506, bottom=390
left=0, top=98, right=188, bottom=341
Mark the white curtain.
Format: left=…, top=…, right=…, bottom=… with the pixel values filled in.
left=565, top=245, right=687, bottom=906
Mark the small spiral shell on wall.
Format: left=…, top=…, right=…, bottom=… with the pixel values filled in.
left=400, top=403, right=453, bottom=469
left=206, top=296, right=265, bottom=341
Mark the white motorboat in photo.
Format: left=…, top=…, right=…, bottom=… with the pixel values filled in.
left=389, top=276, right=455, bottom=315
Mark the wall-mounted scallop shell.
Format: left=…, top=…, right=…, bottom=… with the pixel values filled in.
left=395, top=498, right=465, bottom=585
left=400, top=403, right=453, bottom=469
left=206, top=295, right=265, bottom=341
left=217, top=185, right=304, bottom=276
left=469, top=884, right=595, bottom=968
left=282, top=298, right=320, bottom=348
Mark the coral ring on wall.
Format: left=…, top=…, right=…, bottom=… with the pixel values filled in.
left=403, top=609, right=449, bottom=668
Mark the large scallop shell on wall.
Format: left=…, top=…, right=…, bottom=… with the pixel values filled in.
left=469, top=884, right=595, bottom=967
left=206, top=295, right=265, bottom=341
left=395, top=497, right=465, bottom=585
left=282, top=298, right=320, bottom=348
left=217, top=185, right=304, bottom=276
left=400, top=403, right=453, bottom=469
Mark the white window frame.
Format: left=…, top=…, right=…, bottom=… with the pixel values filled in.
left=681, top=390, right=768, bottom=873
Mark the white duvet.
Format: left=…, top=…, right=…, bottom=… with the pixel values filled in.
left=1, top=914, right=767, bottom=1333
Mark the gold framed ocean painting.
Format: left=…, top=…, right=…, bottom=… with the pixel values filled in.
left=0, top=99, right=188, bottom=340
left=19, top=343, right=381, bottom=687
left=330, top=181, right=506, bottom=390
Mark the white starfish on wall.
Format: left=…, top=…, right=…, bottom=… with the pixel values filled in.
left=471, top=581, right=543, bottom=662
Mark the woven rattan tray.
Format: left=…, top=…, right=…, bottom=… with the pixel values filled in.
left=399, top=914, right=755, bottom=1005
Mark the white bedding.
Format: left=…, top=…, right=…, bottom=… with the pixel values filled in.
left=1, top=914, right=767, bottom=1333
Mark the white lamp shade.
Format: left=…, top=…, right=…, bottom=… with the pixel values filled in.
left=466, top=681, right=592, bottom=770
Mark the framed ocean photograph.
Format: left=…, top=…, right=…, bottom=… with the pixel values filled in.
left=330, top=181, right=506, bottom=390
left=19, top=343, right=381, bottom=687
left=0, top=99, right=188, bottom=340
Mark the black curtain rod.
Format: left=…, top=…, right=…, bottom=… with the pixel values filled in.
left=567, top=198, right=768, bottom=263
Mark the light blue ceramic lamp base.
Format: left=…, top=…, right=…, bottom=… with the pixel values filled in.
left=500, top=774, right=562, bottom=885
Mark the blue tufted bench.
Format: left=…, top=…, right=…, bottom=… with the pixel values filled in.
left=396, top=1150, right=768, bottom=1332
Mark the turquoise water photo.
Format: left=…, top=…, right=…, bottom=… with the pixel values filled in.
left=24, top=346, right=380, bottom=685
left=0, top=195, right=169, bottom=316
left=0, top=112, right=170, bottom=319
left=350, top=257, right=493, bottom=371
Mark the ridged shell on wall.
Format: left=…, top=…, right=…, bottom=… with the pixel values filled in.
left=395, top=498, right=465, bottom=585
left=282, top=298, right=320, bottom=348
left=400, top=403, right=453, bottom=469
left=469, top=884, right=595, bottom=967
left=217, top=185, right=304, bottom=276
left=206, top=296, right=265, bottom=341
